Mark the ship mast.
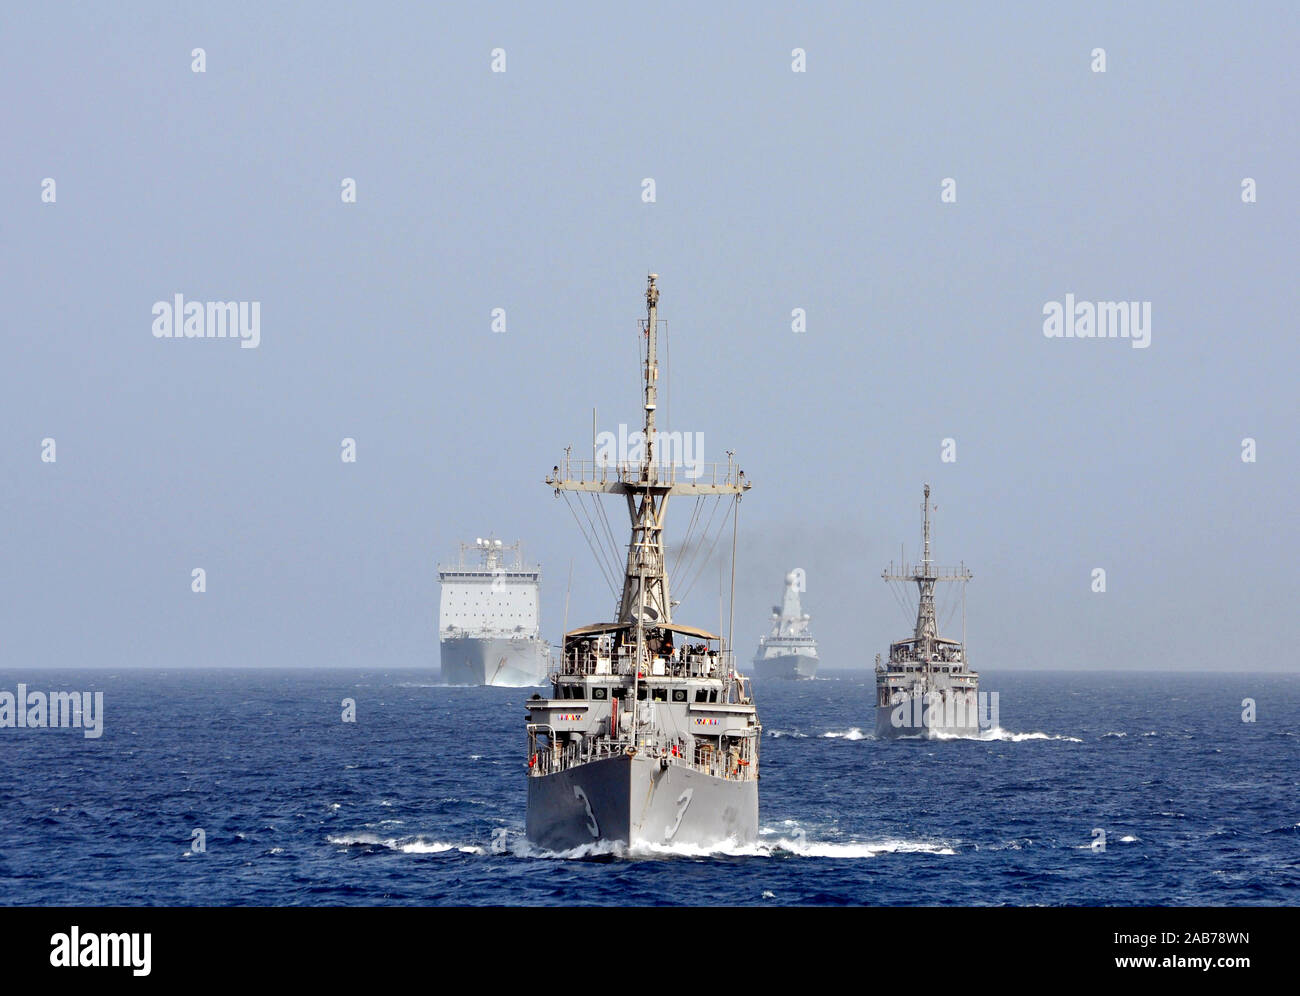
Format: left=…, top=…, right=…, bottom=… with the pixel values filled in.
left=916, top=483, right=937, bottom=643
left=622, top=273, right=667, bottom=628
left=882, top=483, right=971, bottom=658
left=546, top=274, right=751, bottom=637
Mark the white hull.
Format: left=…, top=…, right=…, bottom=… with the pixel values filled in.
left=440, top=636, right=547, bottom=687
left=753, top=652, right=818, bottom=680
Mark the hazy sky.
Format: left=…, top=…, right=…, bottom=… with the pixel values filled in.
left=2, top=2, right=1296, bottom=671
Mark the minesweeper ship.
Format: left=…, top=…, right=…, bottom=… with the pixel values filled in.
left=525, top=274, right=761, bottom=851
left=876, top=485, right=979, bottom=738
left=752, top=571, right=819, bottom=679
left=437, top=538, right=549, bottom=686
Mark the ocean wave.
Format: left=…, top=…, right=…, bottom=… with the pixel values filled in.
left=333, top=830, right=953, bottom=861
left=1101, top=732, right=1127, bottom=739
left=625, top=835, right=954, bottom=860
left=522, top=821, right=957, bottom=860
left=766, top=730, right=809, bottom=739
left=981, top=727, right=1083, bottom=743
left=821, top=728, right=871, bottom=740
left=327, top=833, right=483, bottom=855
left=894, top=727, right=1081, bottom=743
left=1073, top=833, right=1140, bottom=849
left=976, top=838, right=1035, bottom=851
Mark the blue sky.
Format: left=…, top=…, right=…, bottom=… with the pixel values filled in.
left=1, top=2, right=1295, bottom=669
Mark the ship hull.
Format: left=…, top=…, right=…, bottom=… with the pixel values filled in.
left=526, top=753, right=758, bottom=852
left=874, top=695, right=981, bottom=740
left=440, top=636, right=547, bottom=687
left=753, top=653, right=818, bottom=680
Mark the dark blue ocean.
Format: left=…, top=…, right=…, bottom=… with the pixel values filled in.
left=1, top=669, right=1296, bottom=906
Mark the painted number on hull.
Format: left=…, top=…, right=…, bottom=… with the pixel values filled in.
left=665, top=788, right=694, bottom=840
left=573, top=786, right=599, bottom=838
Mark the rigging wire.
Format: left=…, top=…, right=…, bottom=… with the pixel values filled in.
left=663, top=318, right=670, bottom=436
left=676, top=495, right=738, bottom=605
left=887, top=578, right=914, bottom=625
left=561, top=491, right=619, bottom=601
left=672, top=493, right=724, bottom=602
left=940, top=588, right=961, bottom=631
left=589, top=489, right=624, bottom=583
left=669, top=496, right=703, bottom=582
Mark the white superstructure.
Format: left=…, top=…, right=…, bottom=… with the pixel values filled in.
left=753, top=570, right=819, bottom=679
left=438, top=538, right=548, bottom=686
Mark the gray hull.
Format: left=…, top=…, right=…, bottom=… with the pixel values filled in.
left=754, top=653, right=817, bottom=680
left=875, top=699, right=980, bottom=740
left=526, top=753, right=758, bottom=852
left=440, top=636, right=547, bottom=687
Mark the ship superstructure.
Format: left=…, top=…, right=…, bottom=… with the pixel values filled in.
left=876, top=485, right=979, bottom=738
left=438, top=538, right=548, bottom=686
left=753, top=571, right=819, bottom=679
left=525, top=274, right=761, bottom=851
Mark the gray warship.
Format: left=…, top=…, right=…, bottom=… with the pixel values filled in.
left=876, top=484, right=979, bottom=738
left=438, top=538, right=549, bottom=686
left=526, top=274, right=761, bottom=852
left=752, top=571, right=819, bottom=679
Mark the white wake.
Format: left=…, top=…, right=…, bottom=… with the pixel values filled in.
left=330, top=830, right=955, bottom=861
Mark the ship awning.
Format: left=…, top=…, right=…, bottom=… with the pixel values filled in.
left=565, top=621, right=721, bottom=641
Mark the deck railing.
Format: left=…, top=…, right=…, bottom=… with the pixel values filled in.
left=527, top=725, right=757, bottom=781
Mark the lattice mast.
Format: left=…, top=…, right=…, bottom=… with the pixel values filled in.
left=881, top=483, right=971, bottom=655
left=545, top=274, right=750, bottom=647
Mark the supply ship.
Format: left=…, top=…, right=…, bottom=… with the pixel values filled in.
left=876, top=485, right=979, bottom=738
left=437, top=538, right=549, bottom=686
left=525, top=274, right=761, bottom=851
left=752, top=571, right=819, bottom=679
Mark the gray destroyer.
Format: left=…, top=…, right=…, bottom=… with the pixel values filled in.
left=752, top=571, right=819, bottom=679
left=526, top=274, right=761, bottom=852
left=876, top=485, right=980, bottom=738
left=438, top=538, right=549, bottom=686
